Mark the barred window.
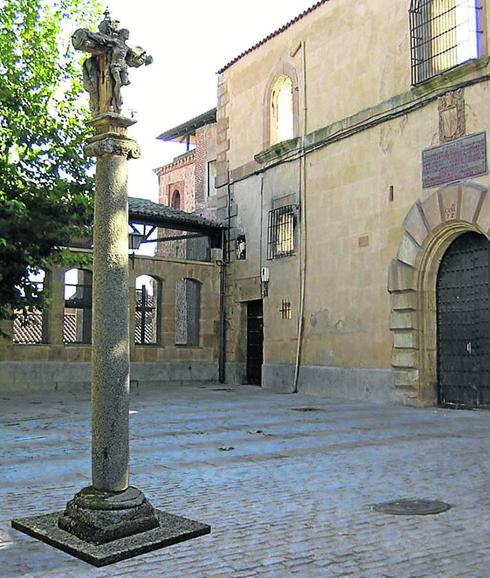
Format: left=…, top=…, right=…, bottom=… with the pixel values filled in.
left=64, top=268, right=92, bottom=344
left=135, top=275, right=160, bottom=345
left=267, top=205, right=295, bottom=260
left=13, top=269, right=48, bottom=345
left=409, top=0, right=482, bottom=85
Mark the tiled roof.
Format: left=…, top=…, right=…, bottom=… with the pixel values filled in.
left=157, top=109, right=217, bottom=142
left=217, top=0, right=330, bottom=73
left=13, top=313, right=77, bottom=344
left=13, top=312, right=44, bottom=345
left=129, top=197, right=225, bottom=232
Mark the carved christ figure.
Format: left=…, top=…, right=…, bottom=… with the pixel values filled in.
left=72, top=11, right=152, bottom=115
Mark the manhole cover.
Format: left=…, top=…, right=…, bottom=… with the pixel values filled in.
left=291, top=407, right=322, bottom=412
left=211, top=388, right=234, bottom=392
left=372, top=499, right=451, bottom=516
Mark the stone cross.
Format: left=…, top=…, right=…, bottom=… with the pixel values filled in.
left=72, top=9, right=153, bottom=114
left=11, top=12, right=209, bottom=565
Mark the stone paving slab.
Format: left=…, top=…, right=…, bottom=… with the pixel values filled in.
left=1, top=384, right=490, bottom=577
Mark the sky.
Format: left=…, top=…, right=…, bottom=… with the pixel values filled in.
left=98, top=0, right=317, bottom=202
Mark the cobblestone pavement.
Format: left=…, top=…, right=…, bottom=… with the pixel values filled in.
left=1, top=384, right=490, bottom=577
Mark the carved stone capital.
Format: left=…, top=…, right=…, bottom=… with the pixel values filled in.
left=85, top=136, right=140, bottom=159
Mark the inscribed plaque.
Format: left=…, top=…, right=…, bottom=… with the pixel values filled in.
left=422, top=132, right=487, bottom=189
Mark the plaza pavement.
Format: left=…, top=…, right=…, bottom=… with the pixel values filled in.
left=1, top=383, right=490, bottom=577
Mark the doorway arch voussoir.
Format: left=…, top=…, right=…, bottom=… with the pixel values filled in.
left=388, top=181, right=490, bottom=405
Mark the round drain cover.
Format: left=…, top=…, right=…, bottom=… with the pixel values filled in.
left=372, top=498, right=451, bottom=516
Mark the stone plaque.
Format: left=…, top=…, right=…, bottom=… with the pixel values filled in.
left=422, top=132, right=487, bottom=189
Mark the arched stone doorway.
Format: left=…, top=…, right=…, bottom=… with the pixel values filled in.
left=388, top=181, right=490, bottom=406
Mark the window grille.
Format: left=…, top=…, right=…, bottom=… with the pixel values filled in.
left=13, top=272, right=47, bottom=345
left=64, top=269, right=92, bottom=344
left=135, top=284, right=158, bottom=345
left=280, top=300, right=292, bottom=320
left=409, top=0, right=482, bottom=85
left=267, top=205, right=295, bottom=260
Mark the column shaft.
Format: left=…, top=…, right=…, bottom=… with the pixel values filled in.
left=91, top=153, right=130, bottom=492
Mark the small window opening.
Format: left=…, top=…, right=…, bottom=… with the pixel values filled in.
left=175, top=278, right=201, bottom=346
left=171, top=190, right=181, bottom=210
left=64, top=268, right=92, bottom=344
left=135, top=275, right=160, bottom=345
left=13, top=269, right=47, bottom=344
left=267, top=205, right=295, bottom=260
left=280, top=300, right=292, bottom=320
left=270, top=75, right=294, bottom=145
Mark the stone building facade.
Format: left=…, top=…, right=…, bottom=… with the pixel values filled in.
left=154, top=109, right=218, bottom=260
left=0, top=198, right=223, bottom=391
left=212, top=0, right=490, bottom=407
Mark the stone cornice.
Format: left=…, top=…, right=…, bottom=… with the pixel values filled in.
left=154, top=151, right=196, bottom=176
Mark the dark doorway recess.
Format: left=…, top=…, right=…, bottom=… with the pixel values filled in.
left=437, top=232, right=490, bottom=408
left=246, top=300, right=263, bottom=386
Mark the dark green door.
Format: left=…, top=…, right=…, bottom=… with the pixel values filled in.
left=246, top=300, right=263, bottom=386
left=437, top=232, right=490, bottom=408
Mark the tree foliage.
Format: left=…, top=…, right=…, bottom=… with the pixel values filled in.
left=0, top=0, right=101, bottom=326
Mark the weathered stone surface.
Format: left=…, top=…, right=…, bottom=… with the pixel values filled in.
left=392, top=349, right=418, bottom=369
left=389, top=310, right=417, bottom=330
left=439, top=183, right=460, bottom=222
left=394, top=368, right=419, bottom=388
left=397, top=233, right=422, bottom=267
left=390, top=291, right=417, bottom=311
left=12, top=509, right=210, bottom=567
left=387, top=260, right=417, bottom=293
left=91, top=124, right=131, bottom=492
left=58, top=486, right=159, bottom=545
left=477, top=190, right=490, bottom=232
left=393, top=331, right=418, bottom=349
left=421, top=192, right=442, bottom=232
left=459, top=183, right=486, bottom=223
left=402, top=203, right=430, bottom=246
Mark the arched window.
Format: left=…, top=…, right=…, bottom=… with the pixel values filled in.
left=270, top=75, right=294, bottom=145
left=64, top=268, right=92, bottom=344
left=135, top=275, right=161, bottom=345
left=175, top=278, right=201, bottom=346
left=409, top=0, right=482, bottom=84
left=13, top=269, right=48, bottom=345
left=171, top=190, right=181, bottom=210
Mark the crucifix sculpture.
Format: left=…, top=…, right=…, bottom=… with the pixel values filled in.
left=11, top=10, right=210, bottom=566
left=72, top=9, right=153, bottom=115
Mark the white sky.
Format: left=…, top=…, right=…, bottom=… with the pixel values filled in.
left=100, top=0, right=316, bottom=202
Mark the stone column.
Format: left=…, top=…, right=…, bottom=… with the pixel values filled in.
left=56, top=113, right=160, bottom=544
left=89, top=115, right=133, bottom=492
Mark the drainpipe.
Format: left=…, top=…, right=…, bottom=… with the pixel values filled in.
left=293, top=40, right=308, bottom=394
left=218, top=228, right=226, bottom=383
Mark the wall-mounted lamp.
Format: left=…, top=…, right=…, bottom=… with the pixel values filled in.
left=128, top=230, right=145, bottom=269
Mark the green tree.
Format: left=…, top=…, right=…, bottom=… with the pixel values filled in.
left=0, top=0, right=101, bottom=328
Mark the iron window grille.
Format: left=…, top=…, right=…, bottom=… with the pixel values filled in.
left=280, top=300, right=292, bottom=320
left=64, top=277, right=92, bottom=344
left=13, top=279, right=46, bottom=345
left=267, top=205, right=295, bottom=260
left=409, top=0, right=483, bottom=85
left=135, top=284, right=158, bottom=345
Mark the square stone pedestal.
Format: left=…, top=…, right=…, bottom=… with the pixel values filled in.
left=12, top=510, right=211, bottom=567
